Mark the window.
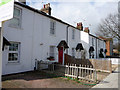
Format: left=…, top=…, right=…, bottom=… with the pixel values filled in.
left=50, top=20, right=56, bottom=35
left=49, top=46, right=55, bottom=58
left=72, top=29, right=75, bottom=40
left=8, top=42, right=20, bottom=62
left=72, top=48, right=75, bottom=57
left=10, top=7, right=22, bottom=28
left=92, top=38, right=94, bottom=46
left=98, top=40, right=100, bottom=47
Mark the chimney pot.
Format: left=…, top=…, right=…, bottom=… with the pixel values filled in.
left=84, top=27, right=90, bottom=33
left=18, top=0, right=26, bottom=4
left=44, top=5, right=45, bottom=8
left=77, top=22, right=83, bottom=30
left=40, top=3, right=52, bottom=15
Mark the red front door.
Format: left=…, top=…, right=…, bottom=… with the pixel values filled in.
left=58, top=47, right=63, bottom=64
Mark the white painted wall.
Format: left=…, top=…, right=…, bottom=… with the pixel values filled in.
left=81, top=31, right=89, bottom=59
left=32, top=13, right=67, bottom=63
left=2, top=4, right=68, bottom=75
left=2, top=4, right=35, bottom=75
left=89, top=35, right=106, bottom=59
left=68, top=27, right=80, bottom=58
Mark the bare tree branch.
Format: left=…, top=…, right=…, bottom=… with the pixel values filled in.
left=96, top=13, right=120, bottom=40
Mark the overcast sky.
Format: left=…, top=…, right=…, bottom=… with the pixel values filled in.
left=26, top=0, right=118, bottom=35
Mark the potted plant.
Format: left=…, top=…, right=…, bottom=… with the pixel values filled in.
left=47, top=56, right=55, bottom=61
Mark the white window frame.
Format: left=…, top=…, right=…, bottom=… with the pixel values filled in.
left=9, top=6, right=22, bottom=28
left=72, top=29, right=75, bottom=40
left=98, top=39, right=100, bottom=47
left=92, top=37, right=94, bottom=46
left=49, top=46, right=56, bottom=58
left=8, top=42, right=20, bottom=63
left=50, top=20, right=56, bottom=35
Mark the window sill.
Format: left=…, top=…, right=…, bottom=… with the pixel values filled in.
left=50, top=34, right=56, bottom=37
left=6, top=61, right=21, bottom=65
left=8, top=25, right=23, bottom=30
left=72, top=39, right=75, bottom=41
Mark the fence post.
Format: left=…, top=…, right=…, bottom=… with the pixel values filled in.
left=87, top=65, right=89, bottom=79
left=67, top=63, right=70, bottom=74
left=90, top=65, right=92, bottom=80
left=94, top=69, right=97, bottom=82
left=72, top=64, right=74, bottom=79
left=85, top=65, right=87, bottom=80
left=79, top=64, right=81, bottom=77
left=82, top=65, right=84, bottom=78
left=53, top=63, right=54, bottom=71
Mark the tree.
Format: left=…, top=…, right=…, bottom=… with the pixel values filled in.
left=96, top=13, right=120, bottom=41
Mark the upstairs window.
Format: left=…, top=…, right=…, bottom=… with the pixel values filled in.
left=10, top=7, right=22, bottom=28
left=8, top=42, right=20, bottom=63
left=50, top=20, right=56, bottom=35
left=92, top=38, right=94, bottom=46
left=98, top=40, right=100, bottom=47
left=72, top=29, right=75, bottom=40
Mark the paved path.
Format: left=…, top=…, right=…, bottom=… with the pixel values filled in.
left=92, top=67, right=119, bottom=89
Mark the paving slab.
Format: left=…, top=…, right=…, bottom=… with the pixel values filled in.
left=92, top=67, right=119, bottom=89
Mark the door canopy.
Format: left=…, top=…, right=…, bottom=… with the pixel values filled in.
left=2, top=37, right=11, bottom=51
left=75, top=43, right=84, bottom=51
left=57, top=40, right=69, bottom=49
left=89, top=46, right=94, bottom=52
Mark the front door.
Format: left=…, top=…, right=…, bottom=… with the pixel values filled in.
left=58, top=47, right=63, bottom=64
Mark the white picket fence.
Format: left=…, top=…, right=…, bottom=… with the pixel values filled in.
left=65, top=64, right=97, bottom=82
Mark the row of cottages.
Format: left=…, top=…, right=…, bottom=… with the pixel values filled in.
left=2, top=1, right=112, bottom=75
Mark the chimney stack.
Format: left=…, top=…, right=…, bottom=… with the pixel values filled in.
left=84, top=27, right=90, bottom=33
left=40, top=3, right=52, bottom=15
left=18, top=0, right=26, bottom=4
left=77, top=22, right=83, bottom=30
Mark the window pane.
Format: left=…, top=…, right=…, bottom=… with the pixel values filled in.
left=14, top=8, right=20, bottom=17
left=50, top=21, right=55, bottom=35
left=9, top=44, right=14, bottom=51
left=50, top=46, right=55, bottom=57
left=10, top=7, right=21, bottom=27
left=8, top=53, right=12, bottom=61
left=72, top=29, right=75, bottom=39
left=8, top=42, right=20, bottom=62
left=10, top=18, right=19, bottom=26
left=8, top=53, right=18, bottom=61
left=9, top=43, right=19, bottom=51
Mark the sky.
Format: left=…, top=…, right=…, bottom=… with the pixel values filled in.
left=26, top=0, right=118, bottom=35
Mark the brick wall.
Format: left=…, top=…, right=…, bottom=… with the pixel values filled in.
left=64, top=54, right=112, bottom=73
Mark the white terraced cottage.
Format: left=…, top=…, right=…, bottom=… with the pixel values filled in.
left=2, top=1, right=112, bottom=75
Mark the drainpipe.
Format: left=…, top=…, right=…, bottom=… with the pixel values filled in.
left=96, top=38, right=97, bottom=58
left=0, top=24, right=3, bottom=88
left=66, top=25, right=70, bottom=54
left=0, top=27, right=2, bottom=88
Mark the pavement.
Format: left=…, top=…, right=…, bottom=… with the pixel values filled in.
left=91, top=66, right=119, bottom=89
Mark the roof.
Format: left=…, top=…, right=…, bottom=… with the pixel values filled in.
left=99, top=36, right=113, bottom=41
left=89, top=34, right=105, bottom=41
left=15, top=2, right=104, bottom=41
left=15, top=2, right=78, bottom=29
